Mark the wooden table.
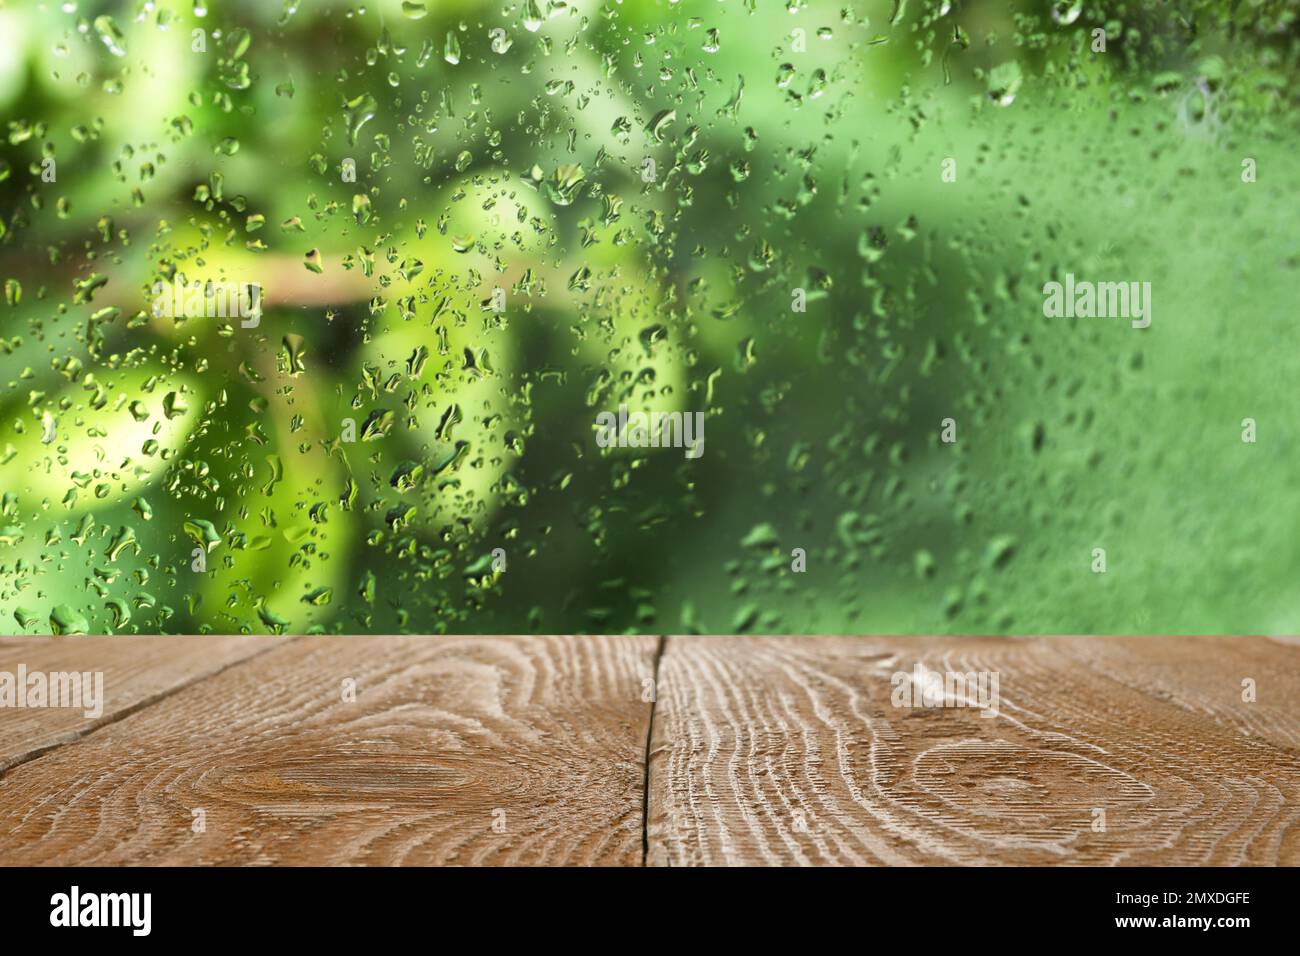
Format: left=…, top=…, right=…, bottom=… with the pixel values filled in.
left=2, top=636, right=1296, bottom=866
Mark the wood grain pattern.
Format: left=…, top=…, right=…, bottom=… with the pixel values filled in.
left=5, top=635, right=1296, bottom=866
left=0, top=636, right=658, bottom=866
left=646, top=636, right=1300, bottom=866
left=0, top=635, right=290, bottom=774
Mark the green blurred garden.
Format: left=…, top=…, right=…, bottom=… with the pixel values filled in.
left=0, top=0, right=1297, bottom=634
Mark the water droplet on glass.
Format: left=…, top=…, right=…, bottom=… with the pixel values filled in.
left=1050, top=1, right=1083, bottom=26
left=93, top=16, right=127, bottom=57
left=523, top=0, right=544, bottom=32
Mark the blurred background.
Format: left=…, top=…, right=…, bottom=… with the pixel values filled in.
left=0, top=0, right=1297, bottom=635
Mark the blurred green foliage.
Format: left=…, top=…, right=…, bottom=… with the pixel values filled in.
left=0, top=0, right=1298, bottom=634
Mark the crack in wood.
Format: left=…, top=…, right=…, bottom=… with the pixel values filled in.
left=0, top=637, right=299, bottom=779
left=641, top=635, right=668, bottom=866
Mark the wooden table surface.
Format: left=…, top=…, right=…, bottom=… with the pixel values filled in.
left=1, top=636, right=1296, bottom=866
